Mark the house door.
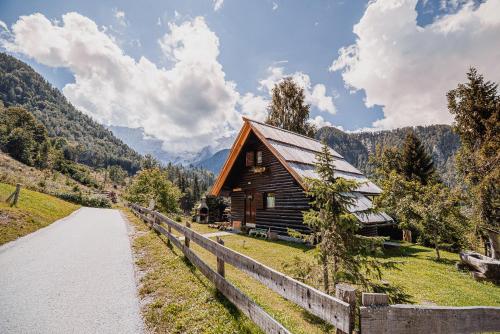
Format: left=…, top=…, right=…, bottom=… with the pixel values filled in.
left=244, top=191, right=256, bottom=227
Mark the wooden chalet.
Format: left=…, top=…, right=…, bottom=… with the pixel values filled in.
left=210, top=118, right=394, bottom=236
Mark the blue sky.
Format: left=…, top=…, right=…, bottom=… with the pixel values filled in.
left=0, top=0, right=498, bottom=153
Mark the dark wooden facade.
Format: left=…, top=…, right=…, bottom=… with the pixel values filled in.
left=221, top=132, right=311, bottom=234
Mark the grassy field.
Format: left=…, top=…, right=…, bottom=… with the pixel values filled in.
left=125, top=209, right=261, bottom=334
left=128, top=212, right=500, bottom=333
left=0, top=183, right=80, bottom=245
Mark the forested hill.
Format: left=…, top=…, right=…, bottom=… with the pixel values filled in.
left=316, top=124, right=460, bottom=185
left=0, top=53, right=142, bottom=173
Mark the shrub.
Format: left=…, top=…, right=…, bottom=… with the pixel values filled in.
left=56, top=193, right=111, bottom=208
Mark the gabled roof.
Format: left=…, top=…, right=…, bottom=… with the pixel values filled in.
left=211, top=118, right=382, bottom=196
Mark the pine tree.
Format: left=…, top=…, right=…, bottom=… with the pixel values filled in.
left=303, top=144, right=383, bottom=292
left=447, top=67, right=499, bottom=258
left=400, top=130, right=436, bottom=185
left=266, top=77, right=316, bottom=137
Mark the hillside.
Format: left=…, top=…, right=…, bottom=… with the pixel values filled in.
left=0, top=53, right=142, bottom=173
left=199, top=124, right=460, bottom=184
left=316, top=124, right=460, bottom=185
left=0, top=182, right=80, bottom=245
left=195, top=148, right=230, bottom=174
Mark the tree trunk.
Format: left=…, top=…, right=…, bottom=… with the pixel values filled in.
left=486, top=228, right=500, bottom=260
left=321, top=252, right=329, bottom=294
left=332, top=255, right=338, bottom=287
left=435, top=242, right=441, bottom=261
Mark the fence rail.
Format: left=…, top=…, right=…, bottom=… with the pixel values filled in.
left=360, top=291, right=500, bottom=334
left=129, top=203, right=354, bottom=334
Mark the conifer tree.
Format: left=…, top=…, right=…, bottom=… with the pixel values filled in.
left=303, top=144, right=383, bottom=292
left=400, top=130, right=436, bottom=184
left=266, top=77, right=316, bottom=137
left=447, top=67, right=499, bottom=257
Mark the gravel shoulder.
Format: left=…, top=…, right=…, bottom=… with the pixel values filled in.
left=0, top=207, right=144, bottom=334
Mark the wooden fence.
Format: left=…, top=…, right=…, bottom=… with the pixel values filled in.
left=130, top=203, right=500, bottom=334
left=360, top=292, right=500, bottom=334
left=129, top=203, right=355, bottom=334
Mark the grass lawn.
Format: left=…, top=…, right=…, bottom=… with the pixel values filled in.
left=127, top=211, right=500, bottom=333
left=0, top=183, right=80, bottom=245
left=209, top=234, right=499, bottom=307
left=125, top=209, right=262, bottom=334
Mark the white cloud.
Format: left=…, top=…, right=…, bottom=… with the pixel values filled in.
left=310, top=115, right=333, bottom=128
left=213, top=0, right=224, bottom=11
left=3, top=13, right=242, bottom=153
left=272, top=2, right=279, bottom=11
left=113, top=9, right=127, bottom=27
left=0, top=20, right=9, bottom=32
left=238, top=93, right=269, bottom=122
left=330, top=0, right=500, bottom=129
left=259, top=66, right=337, bottom=114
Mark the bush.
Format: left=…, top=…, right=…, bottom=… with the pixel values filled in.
left=56, top=193, right=111, bottom=208
left=125, top=168, right=182, bottom=214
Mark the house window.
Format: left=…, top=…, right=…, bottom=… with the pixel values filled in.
left=256, top=151, right=263, bottom=165
left=265, top=192, right=275, bottom=209
left=245, top=151, right=254, bottom=167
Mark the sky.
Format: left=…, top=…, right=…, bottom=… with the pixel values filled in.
left=0, top=0, right=499, bottom=154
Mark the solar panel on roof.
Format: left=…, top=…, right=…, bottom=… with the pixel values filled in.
left=250, top=120, right=343, bottom=158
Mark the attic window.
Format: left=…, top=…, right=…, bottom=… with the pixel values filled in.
left=256, top=151, right=263, bottom=165
left=246, top=151, right=254, bottom=167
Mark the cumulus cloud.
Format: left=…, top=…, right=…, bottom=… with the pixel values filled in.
left=113, top=9, right=127, bottom=27
left=259, top=66, right=336, bottom=114
left=3, top=12, right=241, bottom=153
left=330, top=0, right=500, bottom=129
left=272, top=2, right=279, bottom=11
left=213, top=0, right=224, bottom=11
left=238, top=93, right=269, bottom=121
left=310, top=115, right=332, bottom=128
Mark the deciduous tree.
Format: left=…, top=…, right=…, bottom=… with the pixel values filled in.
left=266, top=77, right=316, bottom=137
left=126, top=168, right=182, bottom=213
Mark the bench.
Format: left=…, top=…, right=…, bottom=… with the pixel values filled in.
left=249, top=228, right=268, bottom=238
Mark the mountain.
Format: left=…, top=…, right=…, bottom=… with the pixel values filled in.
left=195, top=149, right=230, bottom=174
left=0, top=53, right=142, bottom=173
left=316, top=124, right=460, bottom=185
left=109, top=124, right=235, bottom=166
left=199, top=124, right=460, bottom=185
left=107, top=125, right=182, bottom=165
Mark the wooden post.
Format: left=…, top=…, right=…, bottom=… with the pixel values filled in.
left=216, top=236, right=225, bottom=277
left=6, top=183, right=21, bottom=206
left=13, top=183, right=21, bottom=206
left=185, top=221, right=191, bottom=248
left=362, top=292, right=389, bottom=307
left=335, top=284, right=356, bottom=334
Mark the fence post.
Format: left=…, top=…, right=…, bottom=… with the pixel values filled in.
left=13, top=183, right=21, bottom=206
left=185, top=221, right=191, bottom=248
left=216, top=236, right=225, bottom=277
left=6, top=183, right=21, bottom=207
left=360, top=293, right=389, bottom=334
left=362, top=293, right=388, bottom=307
left=335, top=284, right=357, bottom=334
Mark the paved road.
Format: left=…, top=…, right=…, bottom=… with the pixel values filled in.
left=0, top=207, right=144, bottom=334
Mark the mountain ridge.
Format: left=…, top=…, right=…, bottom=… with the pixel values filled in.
left=195, top=124, right=460, bottom=185
left=0, top=53, right=142, bottom=173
